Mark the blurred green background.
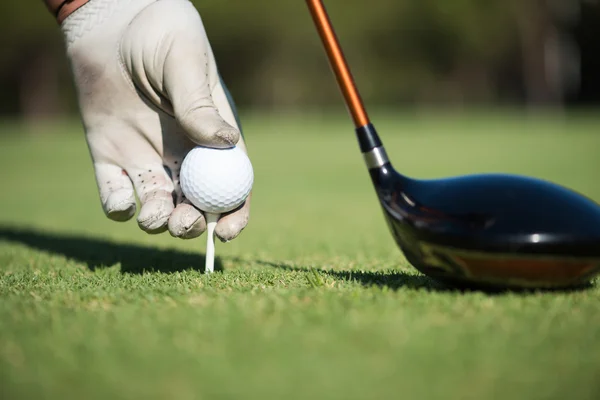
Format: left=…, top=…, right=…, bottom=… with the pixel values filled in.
left=1, top=0, right=599, bottom=122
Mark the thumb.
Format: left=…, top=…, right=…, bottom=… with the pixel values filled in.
left=162, top=5, right=240, bottom=148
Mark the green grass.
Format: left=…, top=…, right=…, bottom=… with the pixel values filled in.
left=1, top=111, right=600, bottom=400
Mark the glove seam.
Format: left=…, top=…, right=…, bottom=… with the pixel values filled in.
left=117, top=1, right=172, bottom=112
left=117, top=39, right=138, bottom=95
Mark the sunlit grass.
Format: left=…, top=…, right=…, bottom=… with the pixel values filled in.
left=1, top=111, right=600, bottom=400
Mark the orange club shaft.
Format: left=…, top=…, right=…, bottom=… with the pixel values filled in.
left=306, top=0, right=370, bottom=128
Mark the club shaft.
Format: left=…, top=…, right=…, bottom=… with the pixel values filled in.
left=306, top=0, right=370, bottom=128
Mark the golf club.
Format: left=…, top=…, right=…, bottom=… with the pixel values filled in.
left=306, top=0, right=600, bottom=289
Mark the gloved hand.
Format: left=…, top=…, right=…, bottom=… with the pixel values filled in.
left=56, top=0, right=251, bottom=241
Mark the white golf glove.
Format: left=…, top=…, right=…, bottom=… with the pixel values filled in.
left=55, top=0, right=251, bottom=241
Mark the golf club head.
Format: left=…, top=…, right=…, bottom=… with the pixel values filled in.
left=307, top=0, right=600, bottom=289
left=367, top=151, right=600, bottom=290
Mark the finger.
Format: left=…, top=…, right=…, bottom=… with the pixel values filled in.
left=212, top=75, right=245, bottom=141
left=94, top=163, right=136, bottom=222
left=161, top=2, right=240, bottom=148
left=168, top=199, right=207, bottom=239
left=215, top=193, right=251, bottom=243
left=127, top=164, right=175, bottom=234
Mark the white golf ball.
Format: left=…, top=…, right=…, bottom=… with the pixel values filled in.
left=180, top=145, right=253, bottom=214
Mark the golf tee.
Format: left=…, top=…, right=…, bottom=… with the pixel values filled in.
left=205, top=213, right=219, bottom=274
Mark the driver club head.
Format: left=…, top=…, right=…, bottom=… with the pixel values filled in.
left=361, top=125, right=600, bottom=290
left=307, top=0, right=600, bottom=289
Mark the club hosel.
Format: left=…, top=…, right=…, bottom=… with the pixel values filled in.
left=357, top=123, right=390, bottom=170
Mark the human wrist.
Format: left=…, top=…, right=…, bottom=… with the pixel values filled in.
left=44, top=0, right=90, bottom=24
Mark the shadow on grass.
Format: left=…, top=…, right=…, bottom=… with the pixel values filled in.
left=255, top=260, right=595, bottom=295
left=253, top=260, right=457, bottom=292
left=0, top=226, right=220, bottom=274
left=1, top=226, right=594, bottom=294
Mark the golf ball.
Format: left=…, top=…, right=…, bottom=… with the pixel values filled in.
left=180, top=145, right=253, bottom=214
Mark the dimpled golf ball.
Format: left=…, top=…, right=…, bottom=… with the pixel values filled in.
left=180, top=145, right=253, bottom=214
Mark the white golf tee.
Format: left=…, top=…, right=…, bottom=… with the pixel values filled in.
left=205, top=213, right=219, bottom=273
